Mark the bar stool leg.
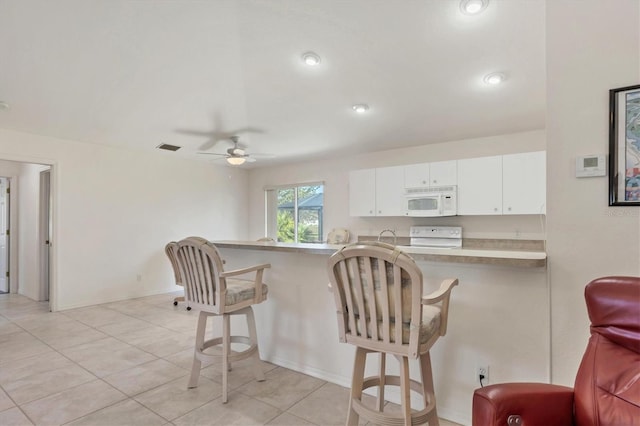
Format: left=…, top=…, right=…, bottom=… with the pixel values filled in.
left=348, top=347, right=367, bottom=426
left=222, top=314, right=231, bottom=403
left=398, top=356, right=411, bottom=426
left=246, top=307, right=265, bottom=382
left=188, top=311, right=207, bottom=388
left=420, top=352, right=439, bottom=426
left=377, top=352, right=386, bottom=412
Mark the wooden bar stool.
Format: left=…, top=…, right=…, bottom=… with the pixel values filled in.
left=327, top=242, right=458, bottom=426
left=168, top=237, right=270, bottom=403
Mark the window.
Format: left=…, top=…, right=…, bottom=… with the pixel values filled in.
left=265, top=183, right=324, bottom=243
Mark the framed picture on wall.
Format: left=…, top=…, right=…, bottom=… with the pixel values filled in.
left=609, top=84, right=640, bottom=206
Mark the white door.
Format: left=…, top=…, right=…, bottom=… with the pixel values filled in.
left=39, top=170, right=51, bottom=302
left=0, top=178, right=8, bottom=293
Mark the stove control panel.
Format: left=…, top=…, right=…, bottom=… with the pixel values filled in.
left=409, top=226, right=462, bottom=248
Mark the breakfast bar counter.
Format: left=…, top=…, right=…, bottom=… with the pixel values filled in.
left=211, top=239, right=547, bottom=268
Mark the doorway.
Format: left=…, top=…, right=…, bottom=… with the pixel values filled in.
left=0, top=177, right=9, bottom=294
left=39, top=169, right=51, bottom=302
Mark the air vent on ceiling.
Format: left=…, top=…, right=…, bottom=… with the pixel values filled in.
left=156, top=143, right=181, bottom=152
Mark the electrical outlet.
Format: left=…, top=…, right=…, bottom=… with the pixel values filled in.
left=477, top=365, right=489, bottom=385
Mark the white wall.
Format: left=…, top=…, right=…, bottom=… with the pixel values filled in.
left=0, top=128, right=250, bottom=310
left=546, top=0, right=640, bottom=385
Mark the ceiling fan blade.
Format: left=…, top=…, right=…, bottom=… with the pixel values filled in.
left=227, top=127, right=264, bottom=136
left=175, top=129, right=214, bottom=137
left=198, top=139, right=218, bottom=151
left=196, top=152, right=227, bottom=156
left=248, top=153, right=275, bottom=159
left=244, top=156, right=257, bottom=163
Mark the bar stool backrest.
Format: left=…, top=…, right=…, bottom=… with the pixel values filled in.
left=327, top=242, right=424, bottom=358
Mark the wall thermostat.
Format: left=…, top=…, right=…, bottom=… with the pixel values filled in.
left=576, top=155, right=606, bottom=177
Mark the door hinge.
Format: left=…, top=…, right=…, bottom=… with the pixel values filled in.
left=5, top=229, right=8, bottom=236
left=6, top=187, right=9, bottom=194
left=5, top=271, right=9, bottom=278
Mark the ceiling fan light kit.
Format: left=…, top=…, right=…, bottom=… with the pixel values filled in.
left=226, top=156, right=246, bottom=165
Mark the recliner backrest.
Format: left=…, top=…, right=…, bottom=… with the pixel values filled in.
left=574, top=276, right=640, bottom=426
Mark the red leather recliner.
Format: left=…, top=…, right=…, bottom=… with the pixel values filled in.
left=472, top=276, right=640, bottom=426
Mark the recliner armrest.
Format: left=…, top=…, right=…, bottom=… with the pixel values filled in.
left=472, top=383, right=574, bottom=426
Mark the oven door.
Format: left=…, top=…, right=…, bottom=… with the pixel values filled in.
left=406, top=195, right=443, bottom=217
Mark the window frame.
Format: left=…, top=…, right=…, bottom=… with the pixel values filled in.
left=264, top=181, right=324, bottom=244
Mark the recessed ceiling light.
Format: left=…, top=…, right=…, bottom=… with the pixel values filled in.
left=352, top=104, right=369, bottom=113
left=460, top=0, right=489, bottom=15
left=301, top=52, right=321, bottom=66
left=483, top=72, right=505, bottom=85
left=0, top=101, right=9, bottom=111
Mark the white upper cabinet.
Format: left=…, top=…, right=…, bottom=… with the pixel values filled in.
left=457, top=156, right=503, bottom=215
left=404, top=163, right=429, bottom=187
left=375, top=166, right=406, bottom=216
left=349, top=168, right=376, bottom=216
left=350, top=152, right=545, bottom=217
left=404, top=160, right=456, bottom=188
left=349, top=166, right=405, bottom=217
left=502, top=151, right=546, bottom=214
left=429, top=160, right=457, bottom=187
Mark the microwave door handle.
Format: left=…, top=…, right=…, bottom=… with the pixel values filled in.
left=437, top=194, right=444, bottom=215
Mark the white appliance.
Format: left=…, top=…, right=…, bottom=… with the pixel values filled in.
left=410, top=226, right=462, bottom=249
left=405, top=185, right=457, bottom=217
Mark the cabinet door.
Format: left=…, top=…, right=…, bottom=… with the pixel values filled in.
left=375, top=166, right=406, bottom=216
left=430, top=160, right=457, bottom=186
left=404, top=163, right=429, bottom=188
left=457, top=156, right=503, bottom=215
left=349, top=168, right=376, bottom=216
left=503, top=151, right=546, bottom=214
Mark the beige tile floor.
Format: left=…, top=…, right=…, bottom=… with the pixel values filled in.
left=0, top=292, right=460, bottom=426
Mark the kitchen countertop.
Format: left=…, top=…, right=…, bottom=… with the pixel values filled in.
left=211, top=240, right=547, bottom=268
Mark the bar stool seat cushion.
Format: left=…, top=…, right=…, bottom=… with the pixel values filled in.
left=354, top=304, right=441, bottom=344
left=226, top=279, right=269, bottom=306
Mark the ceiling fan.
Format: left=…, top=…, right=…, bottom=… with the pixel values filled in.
left=175, top=117, right=264, bottom=151
left=197, top=136, right=273, bottom=165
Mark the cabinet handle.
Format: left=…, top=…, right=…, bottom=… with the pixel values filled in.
left=378, top=210, right=382, bottom=214
left=422, top=180, right=426, bottom=184
left=508, top=207, right=512, bottom=211
left=494, top=207, right=498, bottom=212
left=433, top=179, right=437, bottom=184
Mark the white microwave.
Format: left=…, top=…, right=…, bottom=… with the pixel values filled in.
left=405, top=186, right=457, bottom=217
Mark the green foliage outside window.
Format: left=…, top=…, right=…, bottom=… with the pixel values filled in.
left=277, top=210, right=315, bottom=243
left=276, top=185, right=323, bottom=243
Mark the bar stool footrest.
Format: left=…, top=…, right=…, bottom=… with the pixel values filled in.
left=196, top=335, right=258, bottom=363
left=352, top=375, right=437, bottom=426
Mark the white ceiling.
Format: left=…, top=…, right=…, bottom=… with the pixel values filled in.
left=0, top=0, right=545, bottom=167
